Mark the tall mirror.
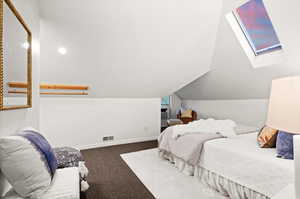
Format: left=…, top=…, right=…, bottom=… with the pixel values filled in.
left=0, top=0, right=32, bottom=111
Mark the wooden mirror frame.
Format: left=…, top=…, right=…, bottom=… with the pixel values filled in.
left=0, top=0, right=32, bottom=111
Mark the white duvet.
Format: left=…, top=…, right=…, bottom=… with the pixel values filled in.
left=199, top=133, right=294, bottom=198
left=172, top=118, right=237, bottom=139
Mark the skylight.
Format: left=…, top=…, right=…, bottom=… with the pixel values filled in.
left=233, top=0, right=282, bottom=56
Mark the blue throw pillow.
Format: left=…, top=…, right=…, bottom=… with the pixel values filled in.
left=18, top=130, right=58, bottom=177
left=276, top=131, right=295, bottom=160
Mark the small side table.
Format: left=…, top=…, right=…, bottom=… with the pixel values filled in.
left=271, top=184, right=295, bottom=199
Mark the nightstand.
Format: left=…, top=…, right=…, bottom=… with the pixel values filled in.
left=271, top=184, right=295, bottom=199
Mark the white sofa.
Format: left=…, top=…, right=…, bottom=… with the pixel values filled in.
left=0, top=167, right=80, bottom=199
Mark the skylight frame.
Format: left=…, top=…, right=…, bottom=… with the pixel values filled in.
left=233, top=0, right=282, bottom=56
left=226, top=12, right=284, bottom=68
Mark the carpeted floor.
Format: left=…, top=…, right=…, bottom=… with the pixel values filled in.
left=80, top=141, right=157, bottom=199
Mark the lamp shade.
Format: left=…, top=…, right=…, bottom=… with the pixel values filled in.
left=267, top=76, right=300, bottom=134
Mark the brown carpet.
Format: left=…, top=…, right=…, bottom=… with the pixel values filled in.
left=80, top=141, right=157, bottom=199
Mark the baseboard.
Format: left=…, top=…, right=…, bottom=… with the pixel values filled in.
left=77, top=136, right=158, bottom=150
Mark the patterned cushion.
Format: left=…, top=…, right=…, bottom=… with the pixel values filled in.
left=54, top=147, right=83, bottom=168
left=257, top=126, right=278, bottom=148
left=0, top=129, right=57, bottom=198
left=276, top=131, right=295, bottom=160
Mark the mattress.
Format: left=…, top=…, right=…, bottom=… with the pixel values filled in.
left=2, top=167, right=80, bottom=199
left=198, top=133, right=294, bottom=198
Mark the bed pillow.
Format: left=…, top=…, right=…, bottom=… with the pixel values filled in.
left=235, top=124, right=259, bottom=135
left=257, top=126, right=278, bottom=148
left=0, top=129, right=57, bottom=198
left=276, top=131, right=295, bottom=160
left=181, top=109, right=193, bottom=118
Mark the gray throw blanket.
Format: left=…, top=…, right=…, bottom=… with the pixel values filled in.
left=158, top=126, right=223, bottom=166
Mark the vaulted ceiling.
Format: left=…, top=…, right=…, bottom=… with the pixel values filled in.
left=177, top=0, right=300, bottom=100
left=39, top=0, right=223, bottom=98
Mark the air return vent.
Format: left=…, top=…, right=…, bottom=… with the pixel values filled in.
left=102, top=136, right=114, bottom=142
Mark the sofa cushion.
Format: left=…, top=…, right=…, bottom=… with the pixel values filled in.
left=18, top=130, right=57, bottom=177
left=42, top=167, right=80, bottom=199
left=54, top=147, right=83, bottom=168
left=2, top=168, right=80, bottom=199
left=0, top=129, right=57, bottom=198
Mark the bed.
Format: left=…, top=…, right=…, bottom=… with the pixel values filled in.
left=159, top=123, right=294, bottom=199
left=197, top=133, right=294, bottom=199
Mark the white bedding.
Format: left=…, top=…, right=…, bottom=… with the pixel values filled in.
left=172, top=119, right=237, bottom=139
left=198, top=133, right=294, bottom=198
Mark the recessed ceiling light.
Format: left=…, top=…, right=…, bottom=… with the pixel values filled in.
left=58, top=47, right=67, bottom=55
left=22, top=42, right=30, bottom=49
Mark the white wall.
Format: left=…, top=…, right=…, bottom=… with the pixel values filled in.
left=170, top=94, right=182, bottom=118
left=39, top=0, right=223, bottom=98
left=183, top=99, right=269, bottom=127
left=40, top=98, right=160, bottom=149
left=0, top=0, right=40, bottom=196
left=264, top=0, right=300, bottom=70
left=176, top=0, right=300, bottom=100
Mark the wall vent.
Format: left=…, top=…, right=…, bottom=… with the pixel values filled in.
left=102, top=136, right=114, bottom=142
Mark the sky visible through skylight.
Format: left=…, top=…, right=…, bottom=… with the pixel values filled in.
left=235, top=0, right=282, bottom=55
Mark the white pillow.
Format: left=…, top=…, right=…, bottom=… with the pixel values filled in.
left=0, top=136, right=51, bottom=199
left=234, top=124, right=260, bottom=135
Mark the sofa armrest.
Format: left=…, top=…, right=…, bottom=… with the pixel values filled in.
left=42, top=168, right=80, bottom=199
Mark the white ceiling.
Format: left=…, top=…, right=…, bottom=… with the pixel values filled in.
left=39, top=0, right=223, bottom=98
left=177, top=0, right=300, bottom=100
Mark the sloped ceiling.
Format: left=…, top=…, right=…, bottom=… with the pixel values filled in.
left=39, top=0, right=223, bottom=98
left=176, top=0, right=300, bottom=100
left=264, top=0, right=300, bottom=68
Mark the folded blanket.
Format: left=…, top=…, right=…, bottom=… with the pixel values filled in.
left=172, top=118, right=237, bottom=139
left=159, top=126, right=224, bottom=167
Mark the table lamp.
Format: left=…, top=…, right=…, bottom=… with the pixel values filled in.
left=266, top=76, right=300, bottom=199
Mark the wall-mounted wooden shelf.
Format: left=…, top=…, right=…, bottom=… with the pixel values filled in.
left=41, top=92, right=88, bottom=95
left=8, top=82, right=89, bottom=90
left=7, top=82, right=89, bottom=96
left=8, top=90, right=88, bottom=95
left=40, top=84, right=89, bottom=90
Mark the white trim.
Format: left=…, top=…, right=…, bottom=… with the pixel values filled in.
left=77, top=136, right=158, bottom=151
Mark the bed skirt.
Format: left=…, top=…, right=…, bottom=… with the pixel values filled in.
left=159, top=150, right=269, bottom=199
left=159, top=149, right=196, bottom=176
